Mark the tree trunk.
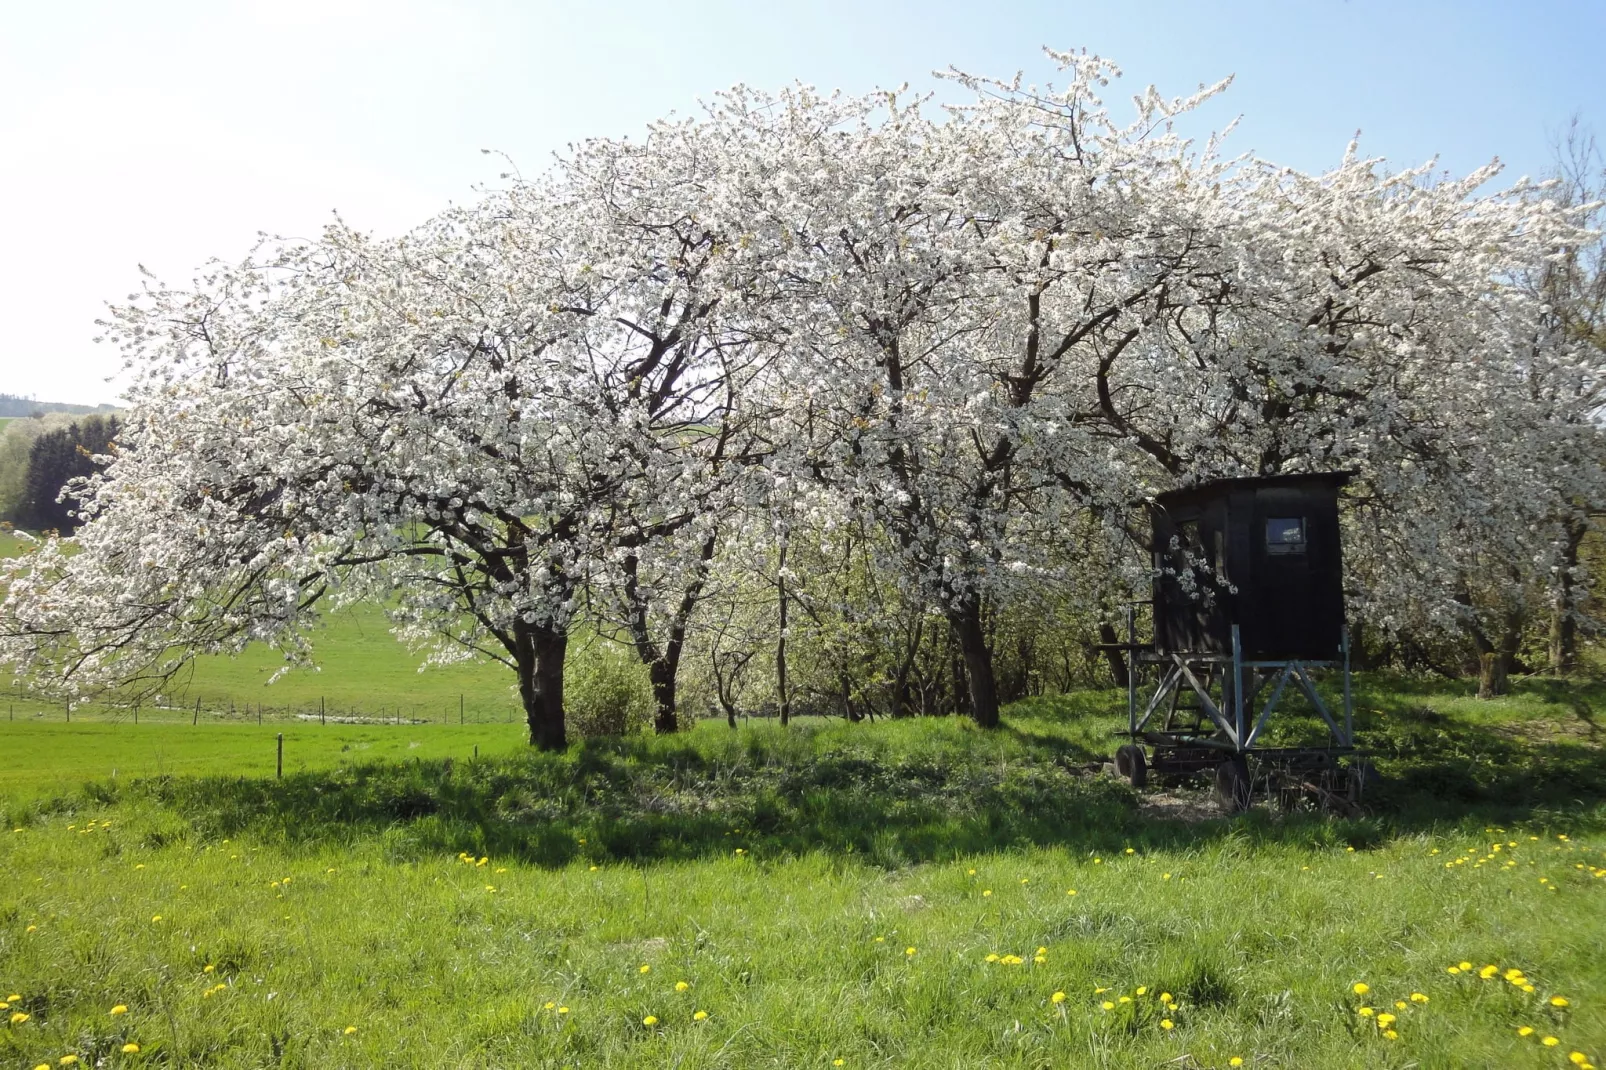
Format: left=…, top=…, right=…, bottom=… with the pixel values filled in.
left=1477, top=652, right=1508, bottom=700
left=1097, top=621, right=1130, bottom=688
left=776, top=541, right=791, bottom=726
left=1550, top=517, right=1586, bottom=675
left=650, top=660, right=678, bottom=735
left=518, top=622, right=568, bottom=751
left=951, top=598, right=1001, bottom=728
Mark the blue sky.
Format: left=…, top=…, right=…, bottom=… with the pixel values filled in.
left=3, top=0, right=1603, bottom=404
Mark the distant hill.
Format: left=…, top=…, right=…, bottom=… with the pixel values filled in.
left=0, top=393, right=118, bottom=418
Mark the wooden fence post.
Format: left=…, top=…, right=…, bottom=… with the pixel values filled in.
left=276, top=733, right=283, bottom=778
left=193, top=699, right=200, bottom=726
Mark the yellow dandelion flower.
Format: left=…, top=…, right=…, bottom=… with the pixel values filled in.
left=543, top=1002, right=555, bottom=1010
left=1094, top=857, right=1102, bottom=864
left=1382, top=1029, right=1398, bottom=1040
left=1458, top=961, right=1473, bottom=971
left=1230, top=1059, right=1244, bottom=1068
left=639, top=965, right=651, bottom=974
left=1125, top=847, right=1135, bottom=854
left=1410, top=993, right=1428, bottom=1003
left=833, top=1062, right=843, bottom=1067
left=1551, top=996, right=1570, bottom=1007
left=1160, top=1018, right=1174, bottom=1030
left=1051, top=991, right=1066, bottom=1004
left=1542, top=1035, right=1560, bottom=1047
left=1377, top=1013, right=1396, bottom=1027
left=905, top=947, right=916, bottom=956
left=150, top=915, right=162, bottom=924
left=343, top=1025, right=357, bottom=1035
left=1101, top=1001, right=1115, bottom=1010
left=642, top=1015, right=658, bottom=1026
left=982, top=890, right=992, bottom=897
left=5, top=995, right=18, bottom=1003
left=984, top=954, right=999, bottom=963
left=1522, top=984, right=1536, bottom=993
left=1118, top=996, right=1132, bottom=1004
left=11, top=1011, right=30, bottom=1024
left=1136, top=986, right=1148, bottom=996
left=110, top=1004, right=128, bottom=1015
left=134, top=864, right=144, bottom=870
left=557, top=1006, right=568, bottom=1014
left=675, top=981, right=689, bottom=992
left=694, top=1010, right=708, bottom=1021
left=1395, top=1001, right=1407, bottom=1010
left=25, top=926, right=37, bottom=934
left=1066, top=889, right=1077, bottom=896
left=1570, top=1055, right=1588, bottom=1067
left=967, top=868, right=976, bottom=875
left=1352, top=983, right=1370, bottom=995
left=60, top=1058, right=78, bottom=1067
left=1357, top=1007, right=1374, bottom=1017
left=121, top=1044, right=139, bottom=1054
left=1479, top=965, right=1499, bottom=979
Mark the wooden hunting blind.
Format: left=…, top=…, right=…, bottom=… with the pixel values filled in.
left=1151, top=472, right=1350, bottom=661
left=1114, top=472, right=1368, bottom=814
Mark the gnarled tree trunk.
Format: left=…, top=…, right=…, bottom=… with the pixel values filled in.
left=517, top=620, right=568, bottom=751
left=951, top=596, right=1001, bottom=728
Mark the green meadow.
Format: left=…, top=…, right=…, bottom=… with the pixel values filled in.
left=3, top=533, right=1605, bottom=1067
left=1, top=671, right=1603, bottom=1068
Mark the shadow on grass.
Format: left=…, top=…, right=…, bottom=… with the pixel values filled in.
left=30, top=676, right=1606, bottom=869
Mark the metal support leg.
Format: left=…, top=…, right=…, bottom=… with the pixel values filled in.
left=1126, top=605, right=1137, bottom=735
left=1231, top=625, right=1245, bottom=752
left=1341, top=626, right=1353, bottom=747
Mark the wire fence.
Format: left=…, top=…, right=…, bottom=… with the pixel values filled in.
left=3, top=695, right=524, bottom=727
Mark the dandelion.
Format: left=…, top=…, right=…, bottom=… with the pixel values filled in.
left=675, top=981, right=689, bottom=992
left=1051, top=991, right=1066, bottom=1004
left=639, top=965, right=651, bottom=974
left=1478, top=965, right=1499, bottom=979
left=982, top=890, right=992, bottom=897
left=343, top=1026, right=357, bottom=1035
left=1229, top=1060, right=1244, bottom=1068
left=905, top=947, right=917, bottom=957
left=1352, top=983, right=1370, bottom=995
left=1458, top=961, right=1473, bottom=971
left=967, top=869, right=976, bottom=875
left=1551, top=996, right=1571, bottom=1007
left=557, top=1006, right=568, bottom=1014
left=1544, top=1036, right=1560, bottom=1047
left=1382, top=1029, right=1399, bottom=1040
left=543, top=1002, right=555, bottom=1010
left=11, top=1011, right=29, bottom=1024
left=1066, top=889, right=1077, bottom=896
left=984, top=954, right=1000, bottom=963
left=1357, top=1007, right=1374, bottom=1017
left=1093, top=857, right=1102, bottom=864
left=1395, top=1001, right=1407, bottom=1010
left=59, top=1058, right=78, bottom=1067
left=1136, top=986, right=1148, bottom=996
left=150, top=915, right=162, bottom=924
left=110, top=1004, right=128, bottom=1015
left=24, top=926, right=35, bottom=933
left=833, top=1062, right=844, bottom=1067
left=643, top=1015, right=658, bottom=1026
left=1410, top=993, right=1428, bottom=1003
left=1101, top=1001, right=1115, bottom=1010
left=1118, top=996, right=1132, bottom=1004
left=1570, top=1055, right=1588, bottom=1067
left=1519, top=1026, right=1535, bottom=1036
left=134, top=864, right=144, bottom=870
left=694, top=1010, right=708, bottom=1021
left=204, top=964, right=215, bottom=973
left=1160, top=1019, right=1174, bottom=1030
left=1377, top=1013, right=1396, bottom=1027
left=5, top=995, right=17, bottom=1003
left=121, top=1044, right=139, bottom=1054
left=1125, top=847, right=1135, bottom=855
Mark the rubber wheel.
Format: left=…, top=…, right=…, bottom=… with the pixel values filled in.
left=1115, top=744, right=1148, bottom=789
left=1214, top=757, right=1251, bottom=813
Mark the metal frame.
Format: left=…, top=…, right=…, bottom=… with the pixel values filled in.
left=1125, top=611, right=1353, bottom=754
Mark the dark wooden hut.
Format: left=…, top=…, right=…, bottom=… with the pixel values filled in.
left=1150, top=472, right=1352, bottom=661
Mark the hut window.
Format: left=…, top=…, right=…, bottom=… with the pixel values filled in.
left=1266, top=517, right=1306, bottom=555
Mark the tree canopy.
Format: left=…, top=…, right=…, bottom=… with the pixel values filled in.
left=2, top=49, right=1602, bottom=746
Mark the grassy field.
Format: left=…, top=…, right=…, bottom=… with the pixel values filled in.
left=1, top=676, right=1603, bottom=1069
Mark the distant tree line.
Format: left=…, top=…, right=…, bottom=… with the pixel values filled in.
left=0, top=414, right=120, bottom=533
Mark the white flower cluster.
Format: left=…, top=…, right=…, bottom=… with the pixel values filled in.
left=2, top=48, right=1599, bottom=742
